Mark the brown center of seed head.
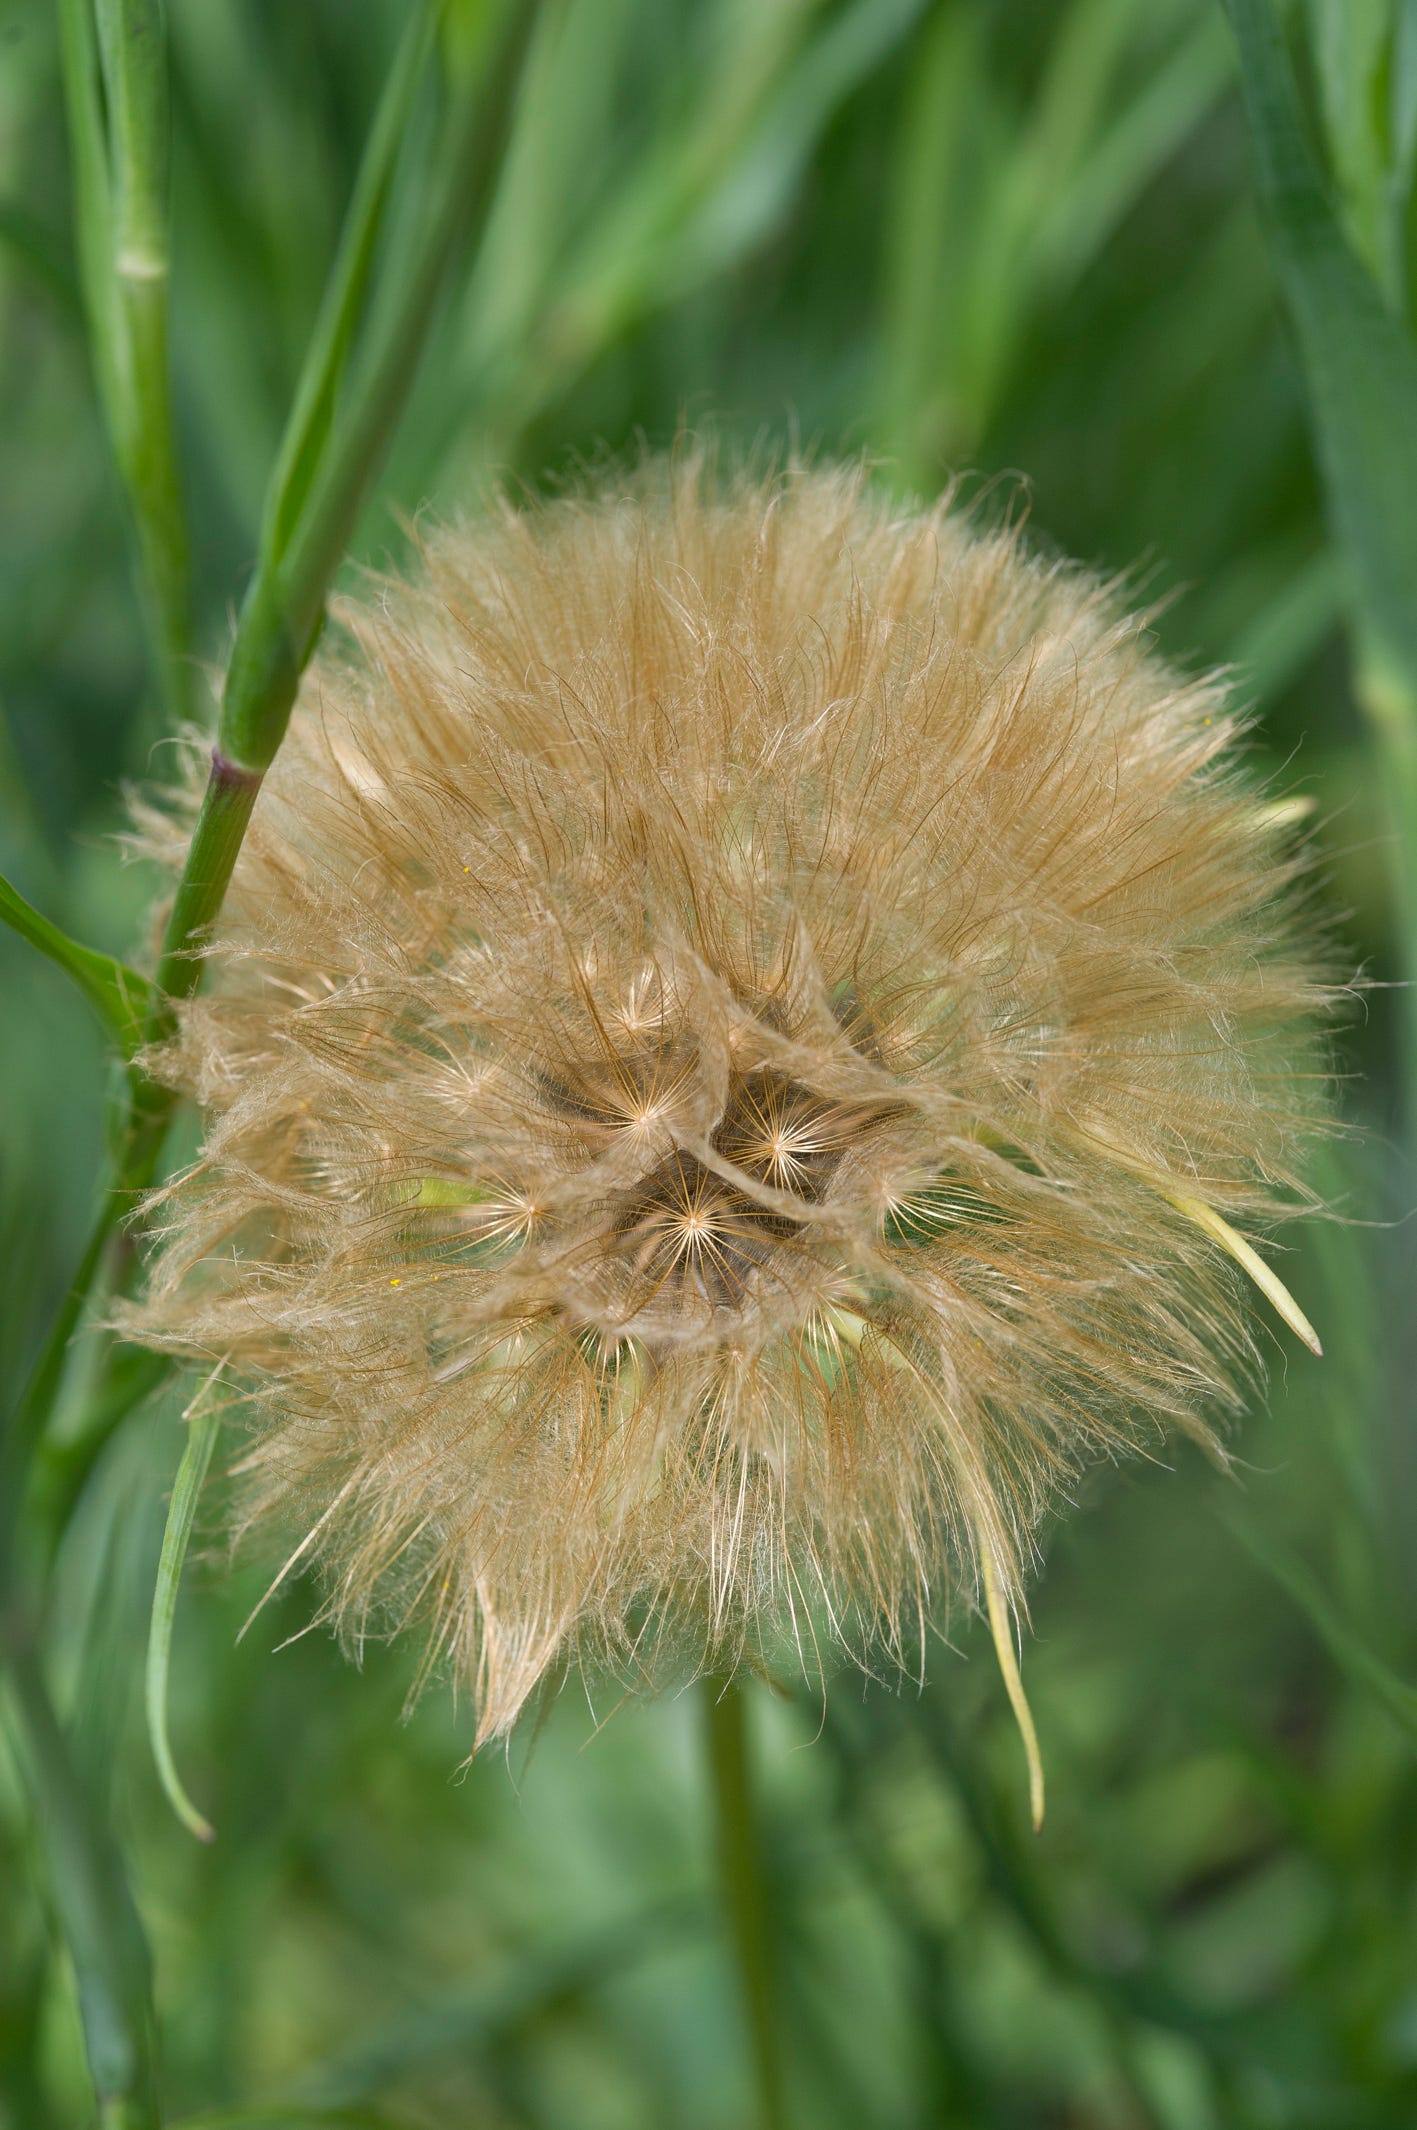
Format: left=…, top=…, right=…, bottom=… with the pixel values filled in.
left=537, top=1035, right=903, bottom=1343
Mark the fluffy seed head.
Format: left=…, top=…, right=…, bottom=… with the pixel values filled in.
left=129, top=459, right=1330, bottom=1743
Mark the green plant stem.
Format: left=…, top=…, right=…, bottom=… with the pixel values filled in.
left=261, top=0, right=444, bottom=565
left=101, top=0, right=192, bottom=728
left=3, top=0, right=542, bottom=1794
left=60, top=0, right=193, bottom=728
left=703, top=1672, right=787, bottom=2130
left=3, top=13, right=533, bottom=2129
left=154, top=0, right=540, bottom=990
left=6, top=3, right=540, bottom=1582
left=152, top=751, right=263, bottom=1003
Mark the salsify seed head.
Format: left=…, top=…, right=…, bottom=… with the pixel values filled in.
left=128, top=458, right=1332, bottom=1744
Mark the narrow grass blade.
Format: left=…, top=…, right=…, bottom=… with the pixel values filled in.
left=1045, top=13, right=1230, bottom=286
left=60, top=0, right=193, bottom=724
left=145, top=1378, right=222, bottom=1841
left=452, top=0, right=909, bottom=461
left=1306, top=0, right=1396, bottom=294
left=56, top=0, right=120, bottom=420
left=876, top=3, right=983, bottom=477
left=1227, top=0, right=1417, bottom=1105
left=153, top=1, right=540, bottom=1020
left=0, top=869, right=156, bottom=1060
left=1, top=1643, right=159, bottom=2127
left=33, top=1347, right=177, bottom=1568
left=1227, top=1512, right=1417, bottom=1749
left=1226, top=0, right=1417, bottom=688
left=222, top=0, right=538, bottom=776
left=262, top=0, right=443, bottom=564
left=0, top=1200, right=117, bottom=1580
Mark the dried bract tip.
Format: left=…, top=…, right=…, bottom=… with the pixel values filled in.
left=126, top=457, right=1332, bottom=1746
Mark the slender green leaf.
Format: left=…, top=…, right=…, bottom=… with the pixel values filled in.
left=154, top=0, right=540, bottom=1028
left=1227, top=1512, right=1417, bottom=1747
left=32, top=1346, right=177, bottom=1568
left=1041, top=14, right=1231, bottom=286
left=62, top=0, right=193, bottom=724
left=0, top=1202, right=117, bottom=1587
left=1227, top=0, right=1417, bottom=690
left=1230, top=548, right=1342, bottom=706
left=262, top=0, right=443, bottom=564
left=1307, top=0, right=1392, bottom=285
left=56, top=0, right=121, bottom=421
left=145, top=1380, right=221, bottom=1842
left=0, top=869, right=157, bottom=1060
left=876, top=3, right=983, bottom=477
left=230, top=0, right=539, bottom=771
left=1227, top=0, right=1417, bottom=1109
left=1, top=1645, right=159, bottom=2126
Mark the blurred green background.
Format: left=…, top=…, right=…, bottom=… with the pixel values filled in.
left=3, top=1, right=1416, bottom=2126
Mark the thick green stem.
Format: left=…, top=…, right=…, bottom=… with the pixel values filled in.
left=11, top=3, right=542, bottom=1584
left=213, top=0, right=540, bottom=777
left=147, top=0, right=541, bottom=990
left=703, top=1672, right=788, bottom=2130
left=0, top=19, right=546, bottom=2130
left=152, top=749, right=263, bottom=1004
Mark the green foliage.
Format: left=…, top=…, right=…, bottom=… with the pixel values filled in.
left=0, top=868, right=154, bottom=1061
left=58, top=0, right=191, bottom=727
left=3, top=1646, right=158, bottom=2127
left=1228, top=0, right=1417, bottom=1109
left=1, top=1, right=1415, bottom=2127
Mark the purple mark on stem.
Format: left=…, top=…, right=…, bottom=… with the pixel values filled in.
left=210, top=748, right=264, bottom=791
